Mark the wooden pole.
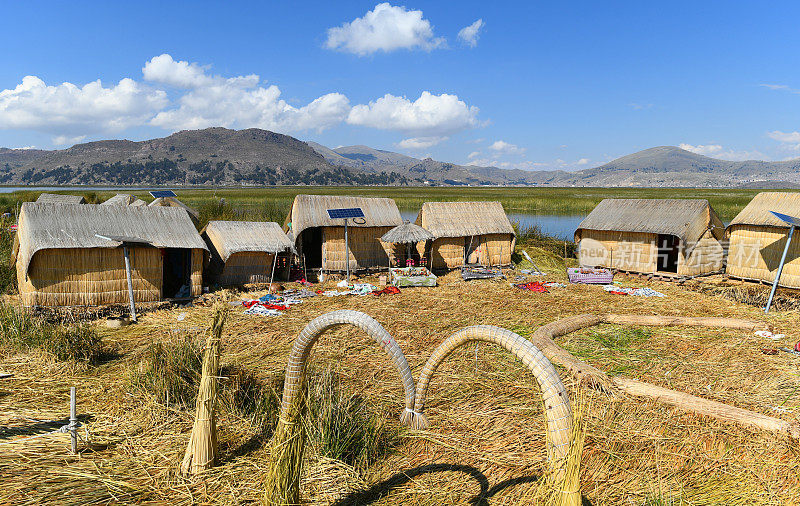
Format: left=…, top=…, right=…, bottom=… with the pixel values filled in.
left=344, top=219, right=350, bottom=282
left=123, top=246, right=137, bottom=322
left=269, top=250, right=278, bottom=287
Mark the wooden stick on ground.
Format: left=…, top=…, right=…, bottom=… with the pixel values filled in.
left=180, top=303, right=229, bottom=476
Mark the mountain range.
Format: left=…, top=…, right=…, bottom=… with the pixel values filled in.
left=1, top=127, right=799, bottom=188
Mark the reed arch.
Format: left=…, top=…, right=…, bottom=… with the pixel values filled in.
left=412, top=325, right=573, bottom=464
left=266, top=310, right=418, bottom=505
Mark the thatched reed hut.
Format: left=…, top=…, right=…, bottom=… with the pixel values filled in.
left=415, top=201, right=515, bottom=269
left=381, top=221, right=434, bottom=266
left=285, top=194, right=402, bottom=272
left=36, top=193, right=86, bottom=204
left=14, top=202, right=207, bottom=307
left=149, top=196, right=200, bottom=225
left=202, top=221, right=294, bottom=286
left=575, top=199, right=724, bottom=276
left=726, top=192, right=800, bottom=287
left=102, top=193, right=148, bottom=206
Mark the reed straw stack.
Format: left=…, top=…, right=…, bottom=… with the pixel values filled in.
left=180, top=302, right=229, bottom=476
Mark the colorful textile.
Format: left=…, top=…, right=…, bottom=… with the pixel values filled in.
left=602, top=285, right=666, bottom=297
left=514, top=282, right=549, bottom=293
left=243, top=305, right=282, bottom=317
left=373, top=286, right=401, bottom=296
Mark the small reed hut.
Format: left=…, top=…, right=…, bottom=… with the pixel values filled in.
left=14, top=202, right=207, bottom=307
left=102, top=193, right=148, bottom=207
left=202, top=221, right=294, bottom=286
left=381, top=221, right=434, bottom=266
left=36, top=193, right=86, bottom=204
left=149, top=196, right=200, bottom=225
left=415, top=201, right=516, bottom=269
left=575, top=199, right=724, bottom=276
left=726, top=192, right=800, bottom=288
left=285, top=194, right=402, bottom=273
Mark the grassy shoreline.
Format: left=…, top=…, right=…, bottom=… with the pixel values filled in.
left=2, top=186, right=783, bottom=221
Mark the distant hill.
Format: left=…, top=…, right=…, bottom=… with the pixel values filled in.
left=0, top=128, right=410, bottom=186
left=553, top=146, right=800, bottom=187
left=3, top=132, right=800, bottom=188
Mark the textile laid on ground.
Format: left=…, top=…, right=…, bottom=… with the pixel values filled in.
left=602, top=285, right=666, bottom=297
left=462, top=266, right=505, bottom=281
left=321, top=283, right=380, bottom=297
left=240, top=292, right=307, bottom=316
left=373, top=286, right=401, bottom=296
left=755, top=330, right=786, bottom=340
left=514, top=281, right=549, bottom=293
left=390, top=267, right=437, bottom=287
left=568, top=267, right=614, bottom=284
left=543, top=282, right=567, bottom=288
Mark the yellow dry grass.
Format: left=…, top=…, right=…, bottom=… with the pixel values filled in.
left=1, top=246, right=799, bottom=504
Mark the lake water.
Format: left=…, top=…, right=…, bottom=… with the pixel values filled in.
left=400, top=211, right=583, bottom=240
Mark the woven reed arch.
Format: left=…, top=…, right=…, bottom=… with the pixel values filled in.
left=278, top=309, right=417, bottom=424
left=267, top=310, right=417, bottom=505
left=413, top=325, right=573, bottom=463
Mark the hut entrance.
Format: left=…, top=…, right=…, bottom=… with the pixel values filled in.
left=300, top=228, right=323, bottom=269
left=657, top=234, right=679, bottom=273
left=163, top=248, right=192, bottom=299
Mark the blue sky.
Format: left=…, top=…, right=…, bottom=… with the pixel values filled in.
left=2, top=1, right=799, bottom=170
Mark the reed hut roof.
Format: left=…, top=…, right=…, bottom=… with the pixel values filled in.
left=101, top=193, right=148, bottom=206
left=415, top=201, right=515, bottom=238
left=287, top=194, right=402, bottom=241
left=149, top=196, right=199, bottom=220
left=14, top=202, right=207, bottom=275
left=575, top=199, right=723, bottom=243
left=35, top=193, right=86, bottom=204
left=381, top=221, right=434, bottom=244
left=202, top=221, right=295, bottom=261
left=728, top=192, right=800, bottom=230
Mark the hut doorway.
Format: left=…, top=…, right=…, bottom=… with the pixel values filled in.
left=465, top=236, right=480, bottom=265
left=163, top=248, right=192, bottom=299
left=657, top=234, right=679, bottom=273
left=300, top=228, right=323, bottom=269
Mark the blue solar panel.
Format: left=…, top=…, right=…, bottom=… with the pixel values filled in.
left=770, top=211, right=800, bottom=227
left=327, top=207, right=365, bottom=220
left=149, top=190, right=177, bottom=198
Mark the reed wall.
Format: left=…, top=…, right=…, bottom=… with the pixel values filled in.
left=321, top=226, right=394, bottom=271
left=19, top=246, right=163, bottom=306
left=578, top=230, right=658, bottom=273
left=727, top=225, right=800, bottom=288
left=430, top=237, right=464, bottom=269
left=680, top=229, right=724, bottom=276
left=217, top=252, right=291, bottom=286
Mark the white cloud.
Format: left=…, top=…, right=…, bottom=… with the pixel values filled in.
left=767, top=130, right=800, bottom=152
left=0, top=75, right=167, bottom=142
left=145, top=54, right=351, bottom=133
left=679, top=143, right=724, bottom=156
left=680, top=142, right=764, bottom=161
left=396, top=136, right=447, bottom=149
left=142, top=54, right=213, bottom=88
left=325, top=3, right=445, bottom=56
left=53, top=135, right=86, bottom=145
left=10, top=145, right=37, bottom=150
left=629, top=102, right=653, bottom=110
left=488, top=140, right=525, bottom=155
left=760, top=83, right=800, bottom=95
left=347, top=91, right=479, bottom=136
left=467, top=151, right=481, bottom=159
left=576, top=158, right=590, bottom=165
left=458, top=19, right=484, bottom=47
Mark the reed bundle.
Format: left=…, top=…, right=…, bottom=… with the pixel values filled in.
left=180, top=302, right=229, bottom=476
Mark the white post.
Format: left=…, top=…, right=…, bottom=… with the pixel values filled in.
left=269, top=249, right=278, bottom=287
left=69, top=386, right=77, bottom=454
left=123, top=246, right=137, bottom=322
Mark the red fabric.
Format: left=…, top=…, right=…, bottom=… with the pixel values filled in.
left=514, top=282, right=549, bottom=293
left=373, top=286, right=401, bottom=296
left=606, top=289, right=628, bottom=295
left=795, top=341, right=800, bottom=352
left=242, top=300, right=288, bottom=311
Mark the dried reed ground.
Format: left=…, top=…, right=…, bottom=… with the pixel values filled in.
left=1, top=247, right=799, bottom=504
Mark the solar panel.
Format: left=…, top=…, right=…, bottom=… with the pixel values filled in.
left=770, top=211, right=800, bottom=227
left=149, top=190, right=177, bottom=199
left=327, top=207, right=365, bottom=220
